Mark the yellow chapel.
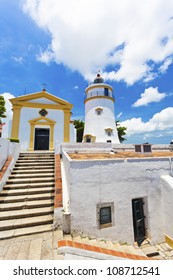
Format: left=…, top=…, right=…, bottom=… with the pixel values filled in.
left=9, top=89, right=75, bottom=151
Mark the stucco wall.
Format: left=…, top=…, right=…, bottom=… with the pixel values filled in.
left=62, top=152, right=172, bottom=244
left=161, top=174, right=173, bottom=239
left=70, top=123, right=76, bottom=143
left=0, top=142, right=20, bottom=191
left=19, top=107, right=64, bottom=150
left=0, top=138, right=10, bottom=170
left=61, top=152, right=71, bottom=213
left=84, top=98, right=119, bottom=143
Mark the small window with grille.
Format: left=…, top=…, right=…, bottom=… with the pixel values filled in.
left=135, top=145, right=142, bottom=153
left=97, top=202, right=114, bottom=229
left=107, top=131, right=112, bottom=136
left=95, top=107, right=103, bottom=115
left=105, top=128, right=113, bottom=136
left=100, top=207, right=112, bottom=225
left=86, top=136, right=91, bottom=142
left=143, top=145, right=152, bottom=153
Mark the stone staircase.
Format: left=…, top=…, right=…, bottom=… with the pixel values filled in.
left=59, top=233, right=173, bottom=260
left=0, top=228, right=173, bottom=260
left=0, top=151, right=55, bottom=240
left=0, top=151, right=173, bottom=259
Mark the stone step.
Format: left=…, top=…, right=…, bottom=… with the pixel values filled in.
left=141, top=245, right=160, bottom=257
left=110, top=242, right=125, bottom=252
left=18, top=158, right=54, bottom=161
left=16, top=159, right=54, bottom=163
left=0, top=224, right=53, bottom=240
left=80, top=236, right=90, bottom=244
left=0, top=188, right=54, bottom=201
left=9, top=173, right=54, bottom=179
left=0, top=214, right=53, bottom=231
left=159, top=242, right=172, bottom=251
left=0, top=206, right=54, bottom=221
left=97, top=240, right=107, bottom=248
left=88, top=238, right=98, bottom=247
left=63, top=234, right=155, bottom=258
left=13, top=166, right=55, bottom=170
left=20, top=152, right=54, bottom=154
left=73, top=235, right=82, bottom=243
left=6, top=177, right=55, bottom=184
left=3, top=182, right=55, bottom=190
left=63, top=234, right=73, bottom=241
left=104, top=240, right=117, bottom=249
left=15, top=162, right=54, bottom=167
left=19, top=155, right=54, bottom=158
left=11, top=169, right=54, bottom=174
left=122, top=245, right=146, bottom=256
left=0, top=199, right=54, bottom=211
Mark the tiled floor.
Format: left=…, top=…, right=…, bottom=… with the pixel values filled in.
left=0, top=229, right=64, bottom=260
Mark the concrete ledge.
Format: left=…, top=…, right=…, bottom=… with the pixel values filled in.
left=58, top=240, right=156, bottom=260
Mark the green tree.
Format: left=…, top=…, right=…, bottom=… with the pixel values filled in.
left=0, top=95, right=6, bottom=124
left=116, top=120, right=127, bottom=143
left=73, top=120, right=84, bottom=142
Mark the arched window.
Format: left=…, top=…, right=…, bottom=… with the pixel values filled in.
left=105, top=128, right=113, bottom=136
left=95, top=107, right=103, bottom=115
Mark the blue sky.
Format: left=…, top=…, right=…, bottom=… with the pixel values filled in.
left=1, top=0, right=173, bottom=144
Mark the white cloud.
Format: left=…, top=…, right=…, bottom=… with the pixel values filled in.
left=22, top=0, right=173, bottom=85
left=116, top=112, right=123, bottom=118
left=0, top=93, right=14, bottom=138
left=11, top=56, right=24, bottom=63
left=73, top=85, right=79, bottom=90
left=133, top=87, right=166, bottom=107
left=36, top=46, right=55, bottom=64
left=159, top=57, right=173, bottom=73
left=121, top=107, right=173, bottom=136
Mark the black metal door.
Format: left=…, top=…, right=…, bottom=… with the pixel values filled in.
left=132, top=198, right=146, bottom=245
left=34, top=128, right=49, bottom=150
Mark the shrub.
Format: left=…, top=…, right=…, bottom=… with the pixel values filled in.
left=8, top=138, right=20, bottom=143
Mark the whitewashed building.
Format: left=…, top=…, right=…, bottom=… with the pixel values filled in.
left=60, top=143, right=173, bottom=246
left=83, top=74, right=120, bottom=143
left=8, top=89, right=76, bottom=151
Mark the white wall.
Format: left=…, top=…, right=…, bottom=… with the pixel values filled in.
left=84, top=98, right=119, bottom=143
left=61, top=152, right=71, bottom=213
left=161, top=174, right=173, bottom=239
left=70, top=123, right=76, bottom=143
left=0, top=138, right=10, bottom=170
left=19, top=107, right=64, bottom=150
left=0, top=141, right=20, bottom=191
left=60, top=143, right=112, bottom=153
left=62, top=153, right=172, bottom=244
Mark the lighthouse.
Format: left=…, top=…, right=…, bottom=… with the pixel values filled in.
left=83, top=73, right=120, bottom=143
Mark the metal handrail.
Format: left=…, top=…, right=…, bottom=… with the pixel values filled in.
left=84, top=91, right=115, bottom=100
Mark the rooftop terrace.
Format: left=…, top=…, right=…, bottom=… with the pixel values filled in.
left=68, top=151, right=173, bottom=160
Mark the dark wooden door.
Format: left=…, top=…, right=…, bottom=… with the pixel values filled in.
left=132, top=198, right=146, bottom=245
left=34, top=128, right=49, bottom=150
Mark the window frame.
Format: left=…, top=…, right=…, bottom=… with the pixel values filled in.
left=104, top=88, right=109, bottom=96
left=105, top=128, right=113, bottom=137
left=97, top=202, right=114, bottom=229
left=95, top=107, right=103, bottom=116
left=100, top=206, right=112, bottom=225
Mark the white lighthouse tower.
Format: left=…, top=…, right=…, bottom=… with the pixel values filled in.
left=83, top=73, right=120, bottom=143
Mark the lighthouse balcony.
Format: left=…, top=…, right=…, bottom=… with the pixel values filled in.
left=84, top=90, right=115, bottom=101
